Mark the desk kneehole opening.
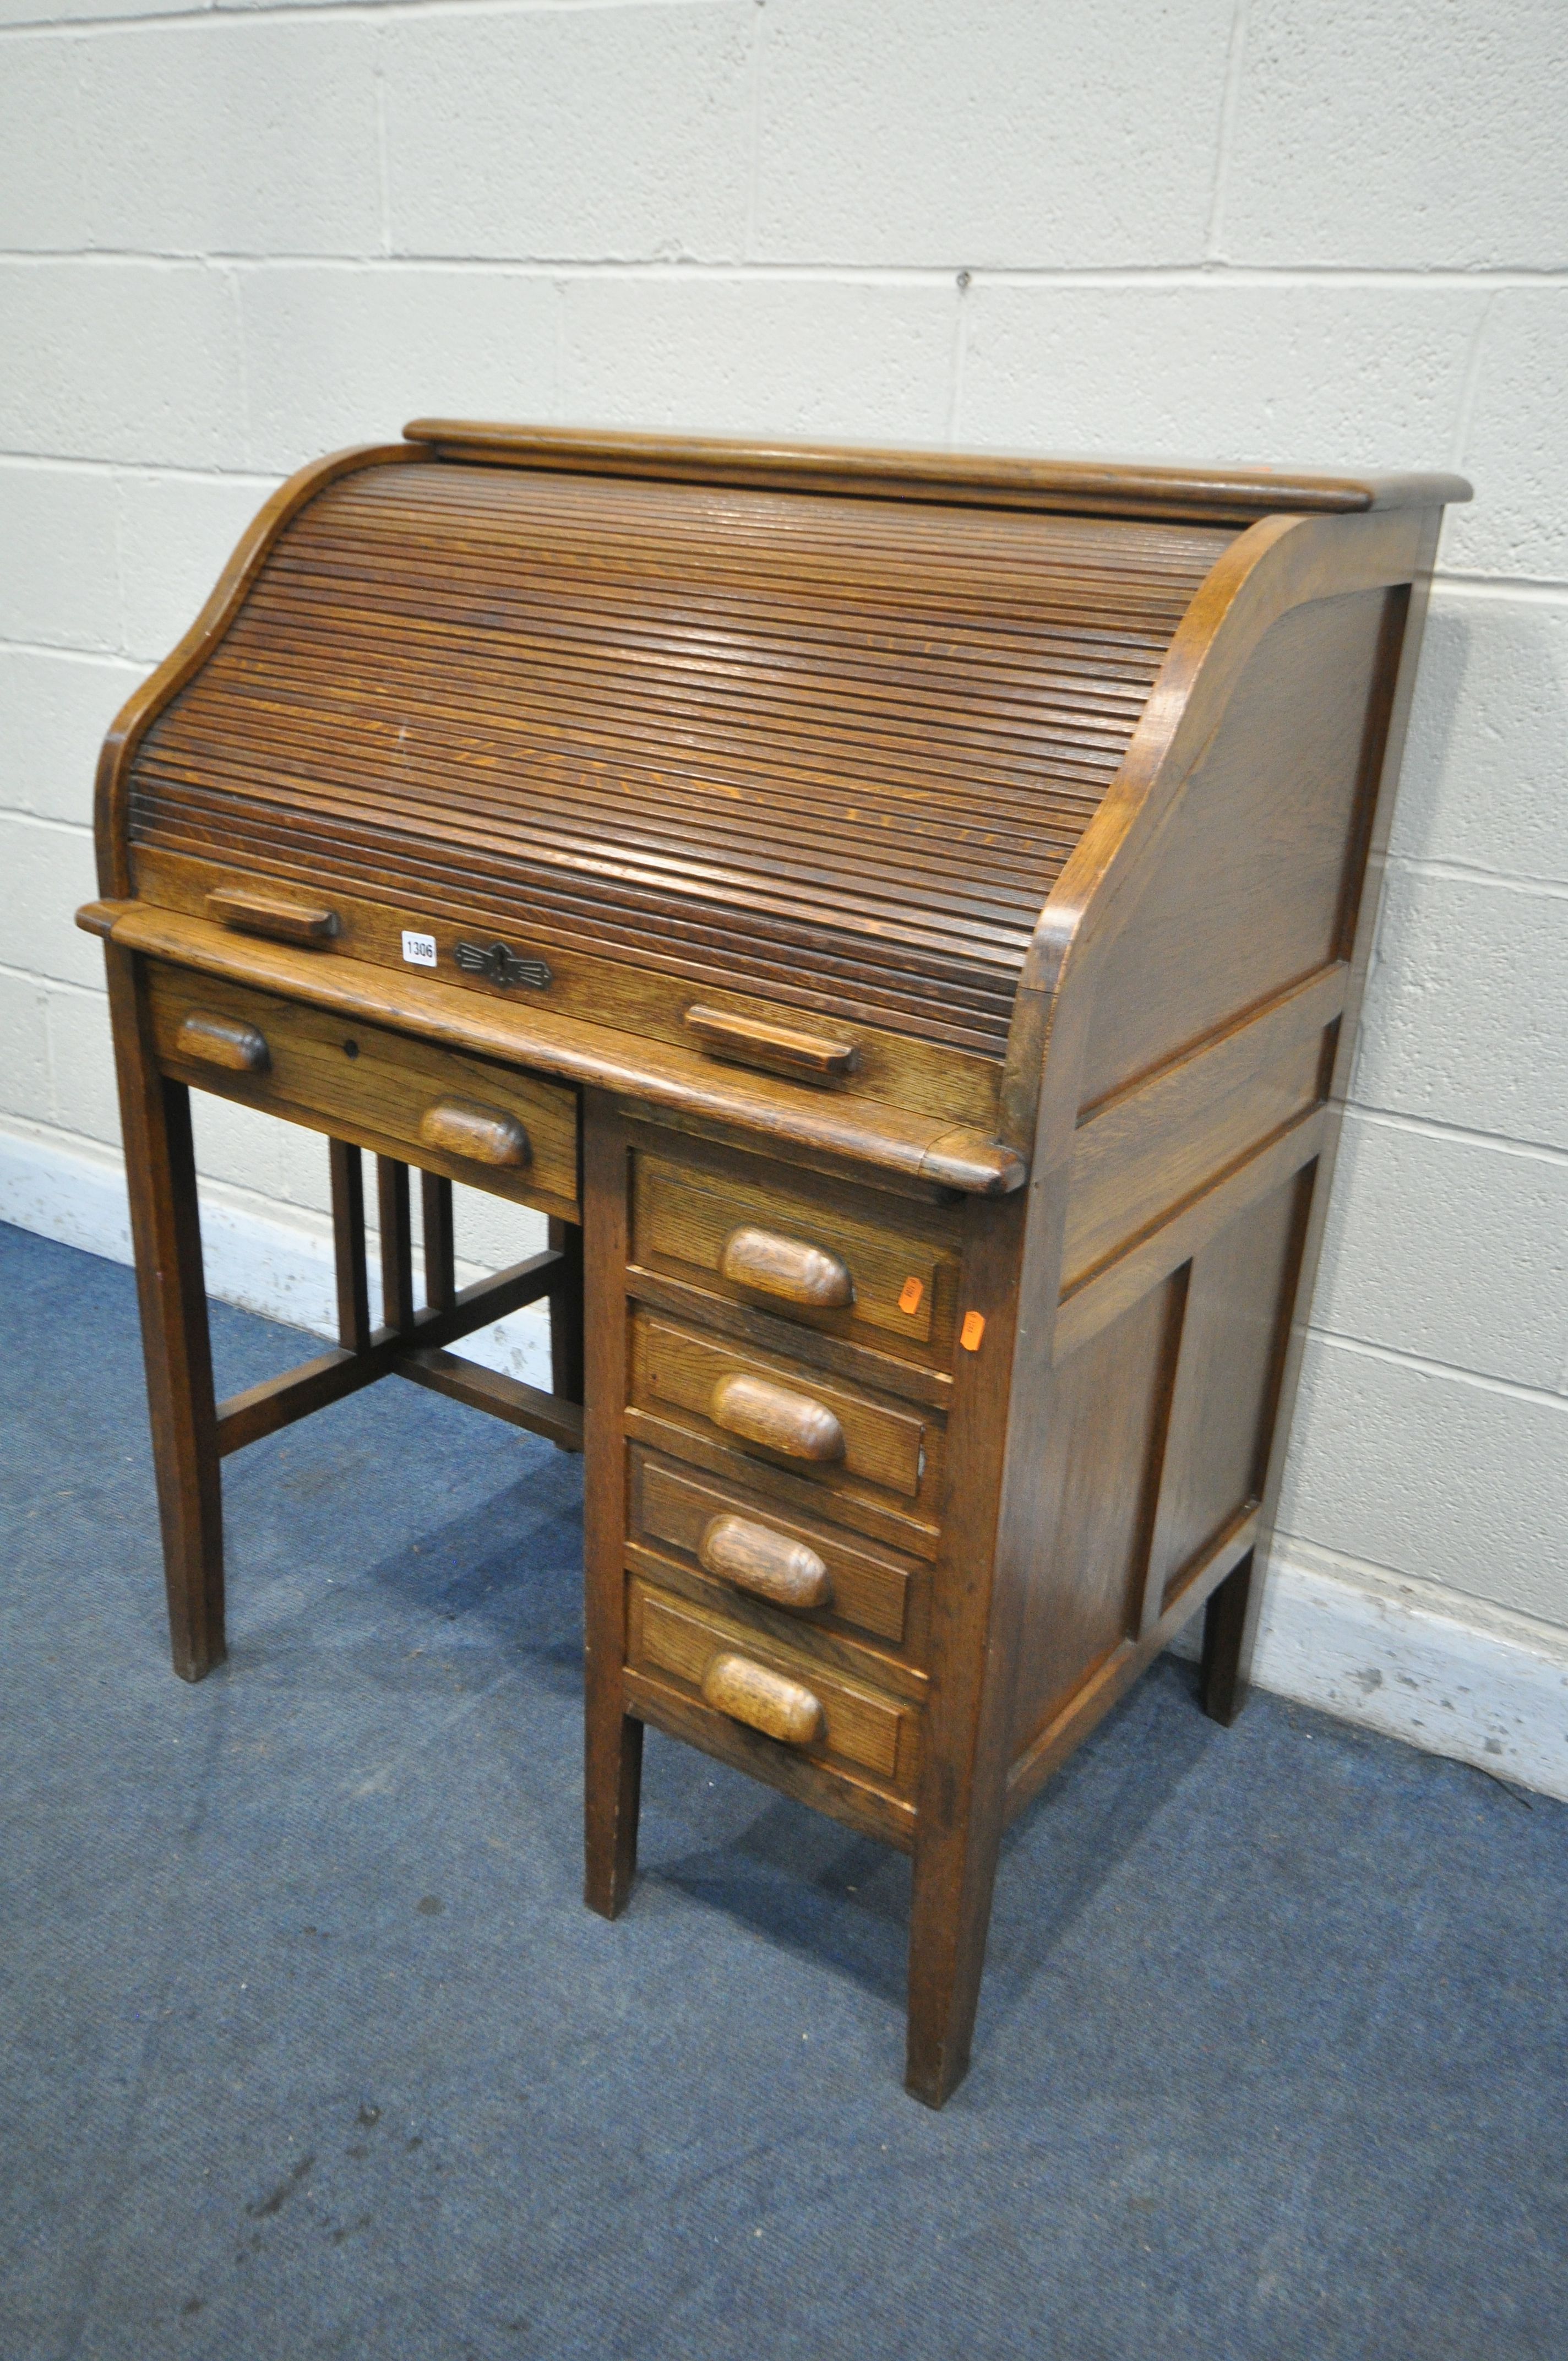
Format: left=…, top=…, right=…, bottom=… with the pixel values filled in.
left=700, top=1651, right=825, bottom=1749
left=698, top=1513, right=833, bottom=1612
left=418, top=1096, right=531, bottom=1168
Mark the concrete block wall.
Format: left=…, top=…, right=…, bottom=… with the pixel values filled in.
left=2, top=0, right=1565, bottom=1777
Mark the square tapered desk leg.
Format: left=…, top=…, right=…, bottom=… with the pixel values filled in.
left=1199, top=1548, right=1260, bottom=1727
left=580, top=1094, right=643, bottom=1917
left=548, top=1215, right=585, bottom=1448
left=106, top=946, right=226, bottom=1683
left=906, top=1807, right=1006, bottom=2110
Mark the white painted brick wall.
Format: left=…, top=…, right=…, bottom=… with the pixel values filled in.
left=1, top=0, right=1565, bottom=1655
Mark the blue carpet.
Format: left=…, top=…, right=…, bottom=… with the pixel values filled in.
left=2, top=1220, right=1564, bottom=2360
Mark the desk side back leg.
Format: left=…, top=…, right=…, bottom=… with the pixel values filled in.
left=1199, top=1546, right=1261, bottom=1726
left=105, top=944, right=226, bottom=1682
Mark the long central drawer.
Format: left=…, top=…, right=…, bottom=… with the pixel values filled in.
left=146, top=960, right=580, bottom=1219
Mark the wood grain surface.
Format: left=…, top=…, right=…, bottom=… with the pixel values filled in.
left=145, top=959, right=580, bottom=1218
left=631, top=1142, right=958, bottom=1360
left=629, top=1449, right=916, bottom=1649
left=89, top=420, right=1467, bottom=2108
left=634, top=1315, right=935, bottom=1504
left=630, top=1580, right=913, bottom=1789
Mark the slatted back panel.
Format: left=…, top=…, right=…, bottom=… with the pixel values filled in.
left=128, top=461, right=1233, bottom=1058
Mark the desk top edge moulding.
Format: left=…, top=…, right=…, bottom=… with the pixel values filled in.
left=79, top=423, right=1469, bottom=2106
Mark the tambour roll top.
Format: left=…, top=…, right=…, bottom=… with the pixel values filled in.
left=124, top=452, right=1233, bottom=1060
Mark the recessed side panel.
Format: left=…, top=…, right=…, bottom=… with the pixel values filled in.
left=1155, top=1169, right=1314, bottom=1613
left=1078, top=585, right=1406, bottom=1109
left=1008, top=1274, right=1180, bottom=1758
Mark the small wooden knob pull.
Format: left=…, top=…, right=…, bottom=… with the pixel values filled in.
left=700, top=1652, right=824, bottom=1749
left=418, top=1097, right=530, bottom=1168
left=176, top=1010, right=269, bottom=1073
left=709, top=1373, right=845, bottom=1464
left=205, top=886, right=339, bottom=945
left=718, top=1226, right=853, bottom=1309
left=699, top=1514, right=832, bottom=1612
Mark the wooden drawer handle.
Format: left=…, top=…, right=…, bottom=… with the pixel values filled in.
left=205, top=886, right=339, bottom=946
left=700, top=1652, right=824, bottom=1748
left=710, top=1372, right=845, bottom=1464
left=699, top=1514, right=832, bottom=1612
left=718, top=1225, right=853, bottom=1309
left=417, top=1097, right=530, bottom=1168
left=684, top=1004, right=859, bottom=1082
left=176, top=1009, right=269, bottom=1074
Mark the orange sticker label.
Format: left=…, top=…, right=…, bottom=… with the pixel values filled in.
left=960, top=1310, right=986, bottom=1352
left=898, top=1276, right=924, bottom=1316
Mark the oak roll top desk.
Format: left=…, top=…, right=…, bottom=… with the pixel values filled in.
left=78, top=423, right=1467, bottom=2106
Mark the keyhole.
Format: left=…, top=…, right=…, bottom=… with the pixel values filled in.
left=343, top=1039, right=360, bottom=1060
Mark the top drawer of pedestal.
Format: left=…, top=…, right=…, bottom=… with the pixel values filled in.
left=630, top=1143, right=963, bottom=1370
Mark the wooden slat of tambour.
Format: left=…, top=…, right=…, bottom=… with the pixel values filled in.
left=154, top=630, right=1199, bottom=793
left=288, top=530, right=1213, bottom=622
left=139, top=747, right=1102, bottom=942
left=257, top=559, right=1189, bottom=687
left=253, top=509, right=1194, bottom=603
left=160, top=483, right=1219, bottom=654
left=351, top=457, right=1232, bottom=574
left=133, top=810, right=1023, bottom=1053
left=281, top=567, right=1204, bottom=671
left=241, top=576, right=1188, bottom=704
left=138, top=714, right=1115, bottom=909
left=129, top=463, right=1233, bottom=1057
left=344, top=497, right=1229, bottom=619
left=133, top=784, right=1037, bottom=1010
left=238, top=559, right=1189, bottom=721
left=139, top=757, right=1073, bottom=962
left=140, top=666, right=1122, bottom=853
left=137, top=822, right=1020, bottom=1059
left=136, top=792, right=1026, bottom=1030
left=160, top=597, right=1161, bottom=803
left=217, top=631, right=1167, bottom=778
left=122, top=828, right=1001, bottom=1053
left=133, top=763, right=1064, bottom=948
left=142, top=625, right=1186, bottom=842
left=139, top=714, right=1100, bottom=937
left=150, top=634, right=1138, bottom=784
left=189, top=640, right=1147, bottom=822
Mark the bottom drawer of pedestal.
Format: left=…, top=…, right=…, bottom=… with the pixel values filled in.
left=625, top=1577, right=921, bottom=1803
